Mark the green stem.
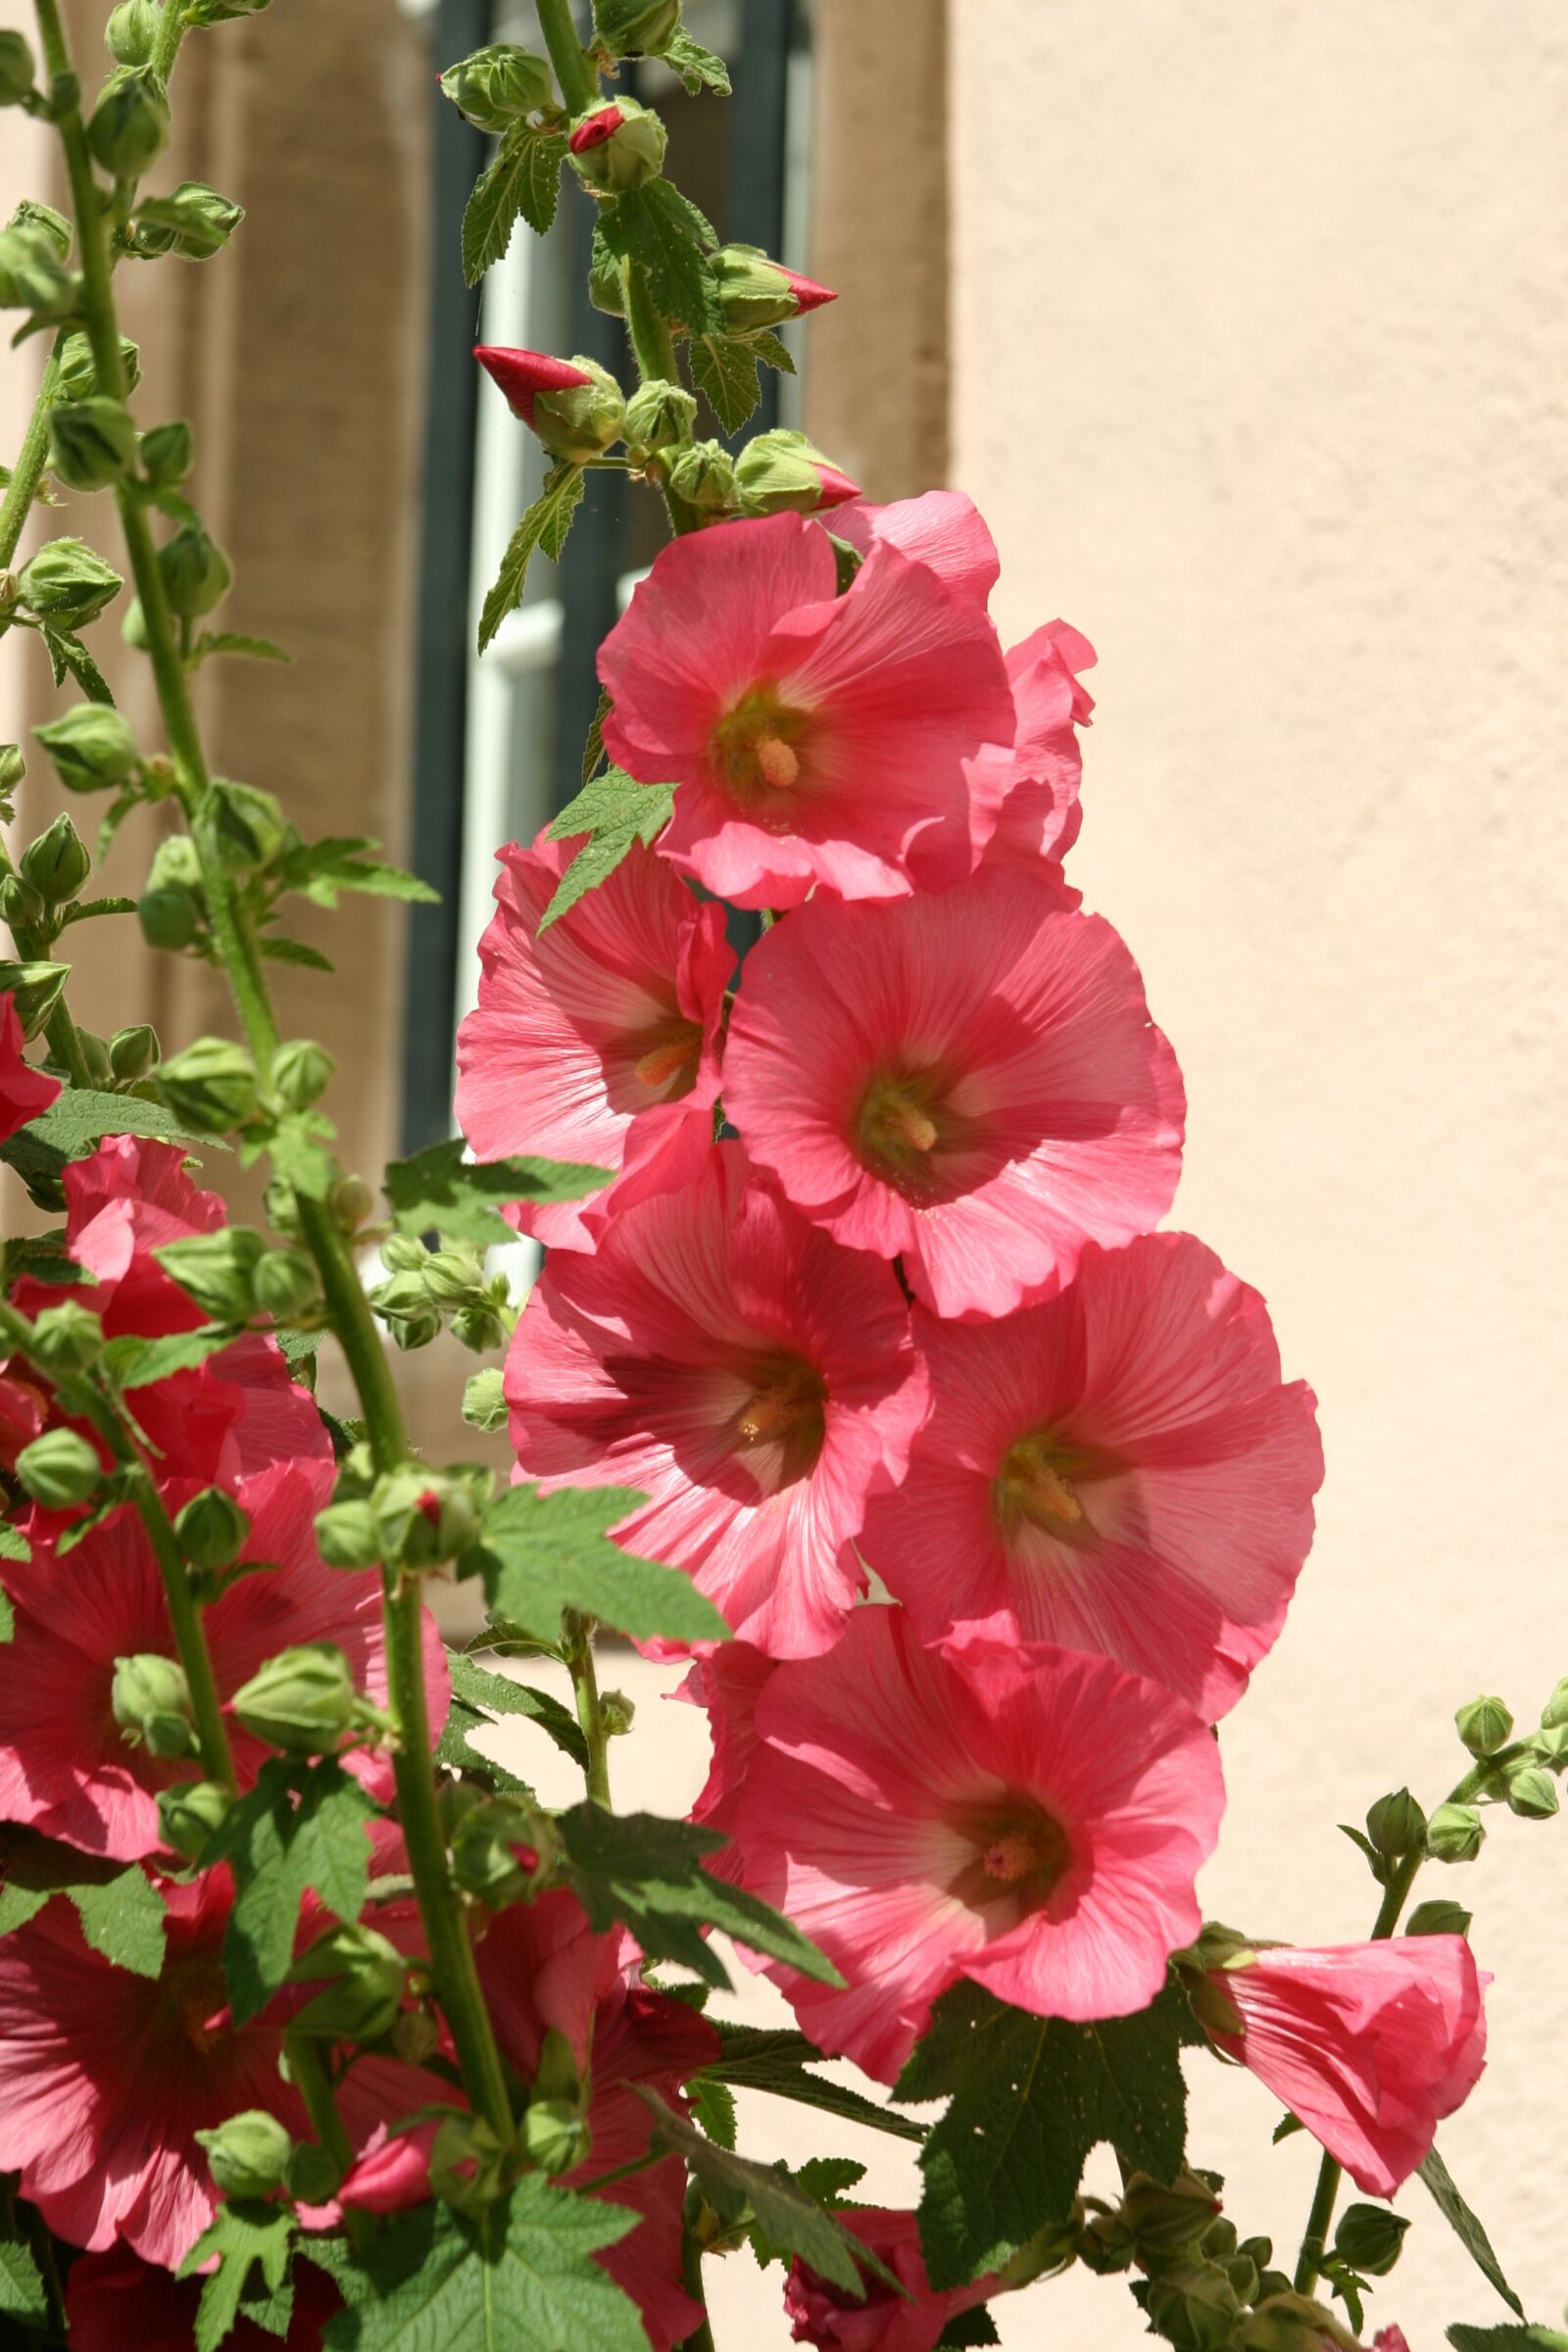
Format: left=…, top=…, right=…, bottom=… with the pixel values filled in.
left=534, top=0, right=599, bottom=117
left=284, top=2034, right=355, bottom=2184
left=565, top=1620, right=612, bottom=1808
left=675, top=2230, right=715, bottom=2352
left=150, top=0, right=188, bottom=79
left=0, top=884, right=95, bottom=1087
left=621, top=258, right=677, bottom=383
left=0, top=346, right=62, bottom=573
left=128, top=1469, right=237, bottom=1787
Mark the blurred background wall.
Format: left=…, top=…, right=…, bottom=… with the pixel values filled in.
left=3, top=2, right=1565, bottom=2343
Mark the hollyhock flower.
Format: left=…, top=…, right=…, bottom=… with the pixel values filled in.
left=0, top=1459, right=449, bottom=1861
left=681, top=1640, right=779, bottom=1838
left=597, top=509, right=1015, bottom=907
left=454, top=830, right=730, bottom=1250
left=1206, top=1936, right=1488, bottom=2197
left=705, top=1608, right=1223, bottom=2082
left=0, top=992, right=60, bottom=1142
left=505, top=1136, right=928, bottom=1656
left=724, top=866, right=1185, bottom=1321
left=1374, top=2333, right=1413, bottom=2351
left=828, top=490, right=1002, bottom=610
left=983, top=618, right=1098, bottom=872
left=67, top=2246, right=339, bottom=2350
left=858, top=1232, right=1323, bottom=1721
left=783, top=2209, right=1000, bottom=2352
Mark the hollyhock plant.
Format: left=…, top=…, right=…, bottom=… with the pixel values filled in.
left=66, top=2246, right=339, bottom=2350
left=724, top=865, right=1185, bottom=1320
left=0, top=1459, right=449, bottom=1860
left=454, top=829, right=730, bottom=1249
left=782, top=2208, right=1002, bottom=2351
left=698, top=1607, right=1224, bottom=2082
left=0, top=992, right=60, bottom=1142
left=597, top=508, right=1016, bottom=906
left=858, top=1232, right=1324, bottom=1720
left=1205, top=1936, right=1489, bottom=2196
left=505, top=1135, right=928, bottom=1655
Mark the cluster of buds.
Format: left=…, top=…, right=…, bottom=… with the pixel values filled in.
left=1083, top=2170, right=1302, bottom=2352
left=1424, top=1674, right=1568, bottom=1867
left=315, top=1456, right=493, bottom=1576
left=371, top=1234, right=513, bottom=1355
left=443, top=1780, right=557, bottom=1914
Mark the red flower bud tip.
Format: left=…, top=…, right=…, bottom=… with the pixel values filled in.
left=779, top=265, right=837, bottom=315
left=568, top=104, right=625, bottom=154
left=416, top=1489, right=443, bottom=1529
left=474, top=345, right=595, bottom=432
left=814, top=462, right=862, bottom=508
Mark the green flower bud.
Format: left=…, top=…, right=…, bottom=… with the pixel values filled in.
left=736, top=426, right=858, bottom=516
left=592, top=0, right=681, bottom=58
left=330, top=1175, right=374, bottom=1234
left=106, top=1, right=162, bottom=66
left=428, top=2112, right=507, bottom=2213
left=623, top=376, right=697, bottom=458
left=600, top=1689, right=635, bottom=1738
left=139, top=418, right=194, bottom=486
left=313, top=1498, right=382, bottom=1571
left=521, top=2096, right=592, bottom=2177
left=1075, top=2208, right=1135, bottom=2276
left=439, top=42, right=554, bottom=131
left=566, top=98, right=667, bottom=195
left=0, top=226, right=74, bottom=319
left=1332, top=2201, right=1409, bottom=2277
left=185, top=0, right=275, bottom=20
left=48, top=396, right=137, bottom=492
left=0, top=960, right=71, bottom=1040
left=108, top=1022, right=160, bottom=1083
left=1540, top=1674, right=1568, bottom=1731
left=28, top=1301, right=104, bottom=1378
left=232, top=1642, right=358, bottom=1754
left=1145, top=2260, right=1241, bottom=2352
left=158, top=1036, right=259, bottom=1133
left=195, top=2109, right=295, bottom=2199
left=664, top=438, right=739, bottom=513
left=286, top=2141, right=341, bottom=2206
left=1505, top=1761, right=1558, bottom=1819
left=133, top=180, right=243, bottom=262
left=462, top=1368, right=509, bottom=1435
left=451, top=1795, right=543, bottom=1906
left=174, top=1486, right=251, bottom=1572
left=532, top=355, right=625, bottom=465
left=380, top=1234, right=427, bottom=1275
left=57, top=329, right=140, bottom=404
left=207, top=778, right=285, bottom=872
left=20, top=813, right=91, bottom=906
left=450, top=1303, right=508, bottom=1354
left=0, top=742, right=25, bottom=793
left=1405, top=1895, right=1473, bottom=1936
left=422, top=1248, right=484, bottom=1307
left=270, top=1037, right=335, bottom=1111
left=370, top=1468, right=479, bottom=1568
left=17, top=538, right=122, bottom=629
left=0, top=29, right=36, bottom=104
left=11, top=201, right=70, bottom=262
left=1455, top=1694, right=1513, bottom=1756
left=371, top=1272, right=442, bottom=1352
left=157, top=1776, right=230, bottom=1860
left=588, top=239, right=625, bottom=318
left=286, top=1923, right=406, bottom=2042
left=251, top=1249, right=322, bottom=1322
left=1239, top=2291, right=1362, bottom=2350
left=32, top=702, right=139, bottom=794
left=138, top=883, right=203, bottom=951
left=0, top=876, right=45, bottom=931
left=87, top=67, right=171, bottom=177
left=155, top=1226, right=267, bottom=1319
left=112, top=1651, right=196, bottom=1759
left=709, top=242, right=835, bottom=332
left=1365, top=1787, right=1426, bottom=1861
left=1121, top=2171, right=1222, bottom=2258
left=1426, top=1800, right=1485, bottom=1864
left=75, top=1029, right=114, bottom=1090
left=157, top=521, right=232, bottom=618
left=15, top=1425, right=101, bottom=1508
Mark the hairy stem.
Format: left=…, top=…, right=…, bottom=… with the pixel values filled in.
left=125, top=1465, right=237, bottom=1788
left=675, top=2230, right=716, bottom=2352
left=150, top=0, right=189, bottom=80
left=565, top=1619, right=612, bottom=1808
left=283, top=2034, right=355, bottom=2185
left=534, top=0, right=600, bottom=118
left=0, top=346, right=62, bottom=573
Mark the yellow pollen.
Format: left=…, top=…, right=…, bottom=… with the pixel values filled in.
left=983, top=1832, right=1043, bottom=1884
left=858, top=1072, right=943, bottom=1166
left=736, top=1365, right=819, bottom=1444
left=634, top=1036, right=697, bottom=1090
left=997, top=1435, right=1086, bottom=1529
left=755, top=735, right=800, bottom=790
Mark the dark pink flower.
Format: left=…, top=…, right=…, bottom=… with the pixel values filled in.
left=474, top=343, right=595, bottom=430
left=828, top=491, right=1002, bottom=610
left=454, top=830, right=730, bottom=1250
left=724, top=866, right=1185, bottom=1321
left=67, top=2245, right=338, bottom=2349
left=1208, top=1937, right=1489, bottom=2196
left=505, top=1136, right=927, bottom=1656
left=598, top=511, right=1014, bottom=907
left=701, top=1608, right=1223, bottom=2082
left=858, top=1233, right=1323, bottom=1721
left=568, top=102, right=625, bottom=152
left=0, top=993, right=59, bottom=1143
left=784, top=2208, right=1000, bottom=2351
left=1374, top=2332, right=1413, bottom=2351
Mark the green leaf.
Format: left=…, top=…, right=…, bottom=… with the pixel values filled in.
left=540, top=767, right=672, bottom=929
left=898, top=1978, right=1198, bottom=2289
left=191, top=630, right=291, bottom=667
left=100, top=1325, right=238, bottom=1390
left=203, top=1758, right=378, bottom=2025
left=556, top=1803, right=841, bottom=1992
left=321, top=2177, right=646, bottom=2352
left=753, top=327, right=797, bottom=376
left=40, top=625, right=115, bottom=705
left=1419, top=2149, right=1525, bottom=2319
left=463, top=123, right=567, bottom=286
left=690, top=2075, right=737, bottom=2148
left=383, top=1135, right=611, bottom=1249
left=663, top=27, right=732, bottom=94
left=259, top=935, right=335, bottom=973
left=272, top=835, right=437, bottom=909
left=691, top=333, right=761, bottom=433
left=937, top=2311, right=1000, bottom=2348
left=0, top=1589, right=12, bottom=1640
left=2, top=1228, right=86, bottom=1289
left=71, top=1864, right=167, bottom=1978
left=0, top=1522, right=30, bottom=1568
left=0, top=1088, right=214, bottom=1212
left=462, top=1483, right=728, bottom=1646
left=256, top=1109, right=337, bottom=1200
left=1448, top=2329, right=1568, bottom=2350
left=581, top=688, right=611, bottom=787
left=748, top=2156, right=870, bottom=2268
left=444, top=1649, right=588, bottom=1772
left=0, top=1830, right=165, bottom=1974
left=707, top=2022, right=926, bottom=2143
left=180, top=2203, right=295, bottom=2352
left=477, top=464, right=585, bottom=656
left=597, top=182, right=722, bottom=336
left=0, top=2227, right=48, bottom=2325
left=0, top=1884, right=49, bottom=1938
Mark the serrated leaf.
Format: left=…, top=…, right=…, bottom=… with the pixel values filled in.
left=0, top=1831, right=165, bottom=1975
left=596, top=182, right=722, bottom=335
left=477, top=464, right=585, bottom=656
left=100, top=1325, right=238, bottom=1390
left=898, top=1978, right=1197, bottom=2289
left=937, top=2310, right=1000, bottom=2348
left=749, top=2156, right=870, bottom=2268
left=707, top=2022, right=926, bottom=2143
left=2, top=1228, right=86, bottom=1290
left=0, top=2229, right=47, bottom=2324
left=690, top=2075, right=737, bottom=2148
left=1419, top=2148, right=1525, bottom=2319
left=1448, top=2328, right=1568, bottom=2350
left=272, top=834, right=437, bottom=910
left=752, top=327, right=797, bottom=376
left=203, top=1758, right=378, bottom=2024
left=0, top=1089, right=210, bottom=1210
left=255, top=1109, right=337, bottom=1200
left=444, top=1649, right=588, bottom=1772
left=540, top=768, right=672, bottom=929
left=461, top=1483, right=728, bottom=1647
left=191, top=630, right=291, bottom=667
left=463, top=124, right=567, bottom=285
left=383, top=1136, right=610, bottom=1249
left=0, top=1884, right=49, bottom=1938
left=259, top=936, right=335, bottom=973
left=0, top=1587, right=13, bottom=1638
left=663, top=27, right=732, bottom=94
left=321, top=2176, right=646, bottom=2352
left=71, top=1865, right=167, bottom=1978
left=691, top=333, right=760, bottom=433
left=40, top=625, right=114, bottom=705
left=581, top=688, right=611, bottom=787
left=180, top=2203, right=295, bottom=2352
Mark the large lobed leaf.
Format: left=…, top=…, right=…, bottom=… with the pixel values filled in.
left=459, top=1484, right=729, bottom=1648
left=383, top=1135, right=610, bottom=1250
left=706, top=2021, right=927, bottom=2143
left=203, top=1758, right=378, bottom=2025
left=477, top=465, right=585, bottom=655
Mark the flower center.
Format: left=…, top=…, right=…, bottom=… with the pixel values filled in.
left=709, top=687, right=811, bottom=805
left=733, top=1358, right=828, bottom=1488
left=163, top=1953, right=229, bottom=2053
left=947, top=1795, right=1072, bottom=1917
left=856, top=1069, right=948, bottom=1187
left=995, top=1432, right=1087, bottom=1533
left=627, top=1014, right=705, bottom=1096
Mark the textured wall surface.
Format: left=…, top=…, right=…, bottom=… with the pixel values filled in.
left=951, top=4, right=1568, bottom=2342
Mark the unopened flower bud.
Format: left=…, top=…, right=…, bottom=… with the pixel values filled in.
left=270, top=1037, right=335, bottom=1110
left=1455, top=1694, right=1513, bottom=1756
left=27, top=1301, right=103, bottom=1378
left=0, top=961, right=70, bottom=1040
left=158, top=1037, right=258, bottom=1133
left=286, top=1923, right=406, bottom=2042
left=32, top=703, right=139, bottom=795
left=174, top=1486, right=250, bottom=1572
left=665, top=438, right=738, bottom=513
left=139, top=418, right=194, bottom=486
left=0, top=226, right=74, bottom=319
left=1426, top=1800, right=1485, bottom=1864
left=10, top=201, right=70, bottom=262
left=133, top=180, right=243, bottom=262
left=154, top=1227, right=265, bottom=1319
left=48, top=396, right=136, bottom=492
left=380, top=1233, right=428, bottom=1275
left=593, top=0, right=681, bottom=57
left=18, top=539, right=122, bottom=629
left=157, top=1777, right=230, bottom=1860
left=330, top=1175, right=374, bottom=1234
left=439, top=42, right=553, bottom=130
left=112, top=1651, right=195, bottom=1759
left=1076, top=2208, right=1135, bottom=2276
left=232, top=1642, right=356, bottom=1754
left=588, top=242, right=625, bottom=317
left=371, top=1273, right=443, bottom=1353
left=736, top=427, right=861, bottom=516
left=1539, top=1674, right=1568, bottom=1732
left=462, top=1368, right=509, bottom=1434
left=0, top=876, right=44, bottom=931
left=1504, top=1761, right=1558, bottom=1819
left=429, top=2112, right=507, bottom=2213
left=422, top=1247, right=484, bottom=1307
left=522, top=2097, right=592, bottom=2177
left=1405, top=1895, right=1473, bottom=1937
left=313, top=1499, right=383, bottom=1571
left=451, top=1795, right=543, bottom=1906
left=57, top=329, right=140, bottom=404
left=390, top=2007, right=442, bottom=2069
left=566, top=99, right=667, bottom=193
left=1239, top=2291, right=1362, bottom=2350
left=195, top=2109, right=295, bottom=2199
left=623, top=377, right=696, bottom=458
left=1333, top=2202, right=1409, bottom=2278
left=450, top=1303, right=508, bottom=1353
left=138, top=883, right=203, bottom=952
left=207, top=779, right=286, bottom=875
left=0, top=743, right=24, bottom=793
left=600, top=1689, right=635, bottom=1738
left=1365, top=1788, right=1426, bottom=1862
left=1121, top=2171, right=1222, bottom=2258
left=105, top=1, right=160, bottom=66
left=1145, top=2260, right=1241, bottom=2352
left=475, top=345, right=624, bottom=464
left=157, top=521, right=232, bottom=618
left=251, top=1249, right=322, bottom=1322
left=710, top=243, right=837, bottom=332
left=107, top=1023, right=160, bottom=1084
left=0, top=29, right=36, bottom=104
left=20, top=813, right=91, bottom=906
left=15, top=1426, right=101, bottom=1508
left=75, top=1029, right=113, bottom=1090
left=87, top=67, right=171, bottom=177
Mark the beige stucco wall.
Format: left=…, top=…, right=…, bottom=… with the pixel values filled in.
left=950, top=3, right=1568, bottom=2341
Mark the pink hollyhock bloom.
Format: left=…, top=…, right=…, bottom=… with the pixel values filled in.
left=0, top=1459, right=449, bottom=1860
left=784, top=2209, right=1000, bottom=2352
left=829, top=491, right=1002, bottom=610
left=703, top=1608, right=1223, bottom=2082
left=724, top=866, right=1185, bottom=1321
left=1207, top=1936, right=1489, bottom=2196
left=983, top=618, right=1098, bottom=872
left=68, top=2246, right=338, bottom=2350
left=505, top=1136, right=928, bottom=1656
left=0, top=993, right=59, bottom=1143
left=1374, top=2333, right=1413, bottom=2351
left=454, top=830, right=730, bottom=1249
left=475, top=343, right=595, bottom=429
left=598, top=510, right=1015, bottom=907
left=858, top=1232, right=1323, bottom=1721
left=682, top=1640, right=779, bottom=1838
